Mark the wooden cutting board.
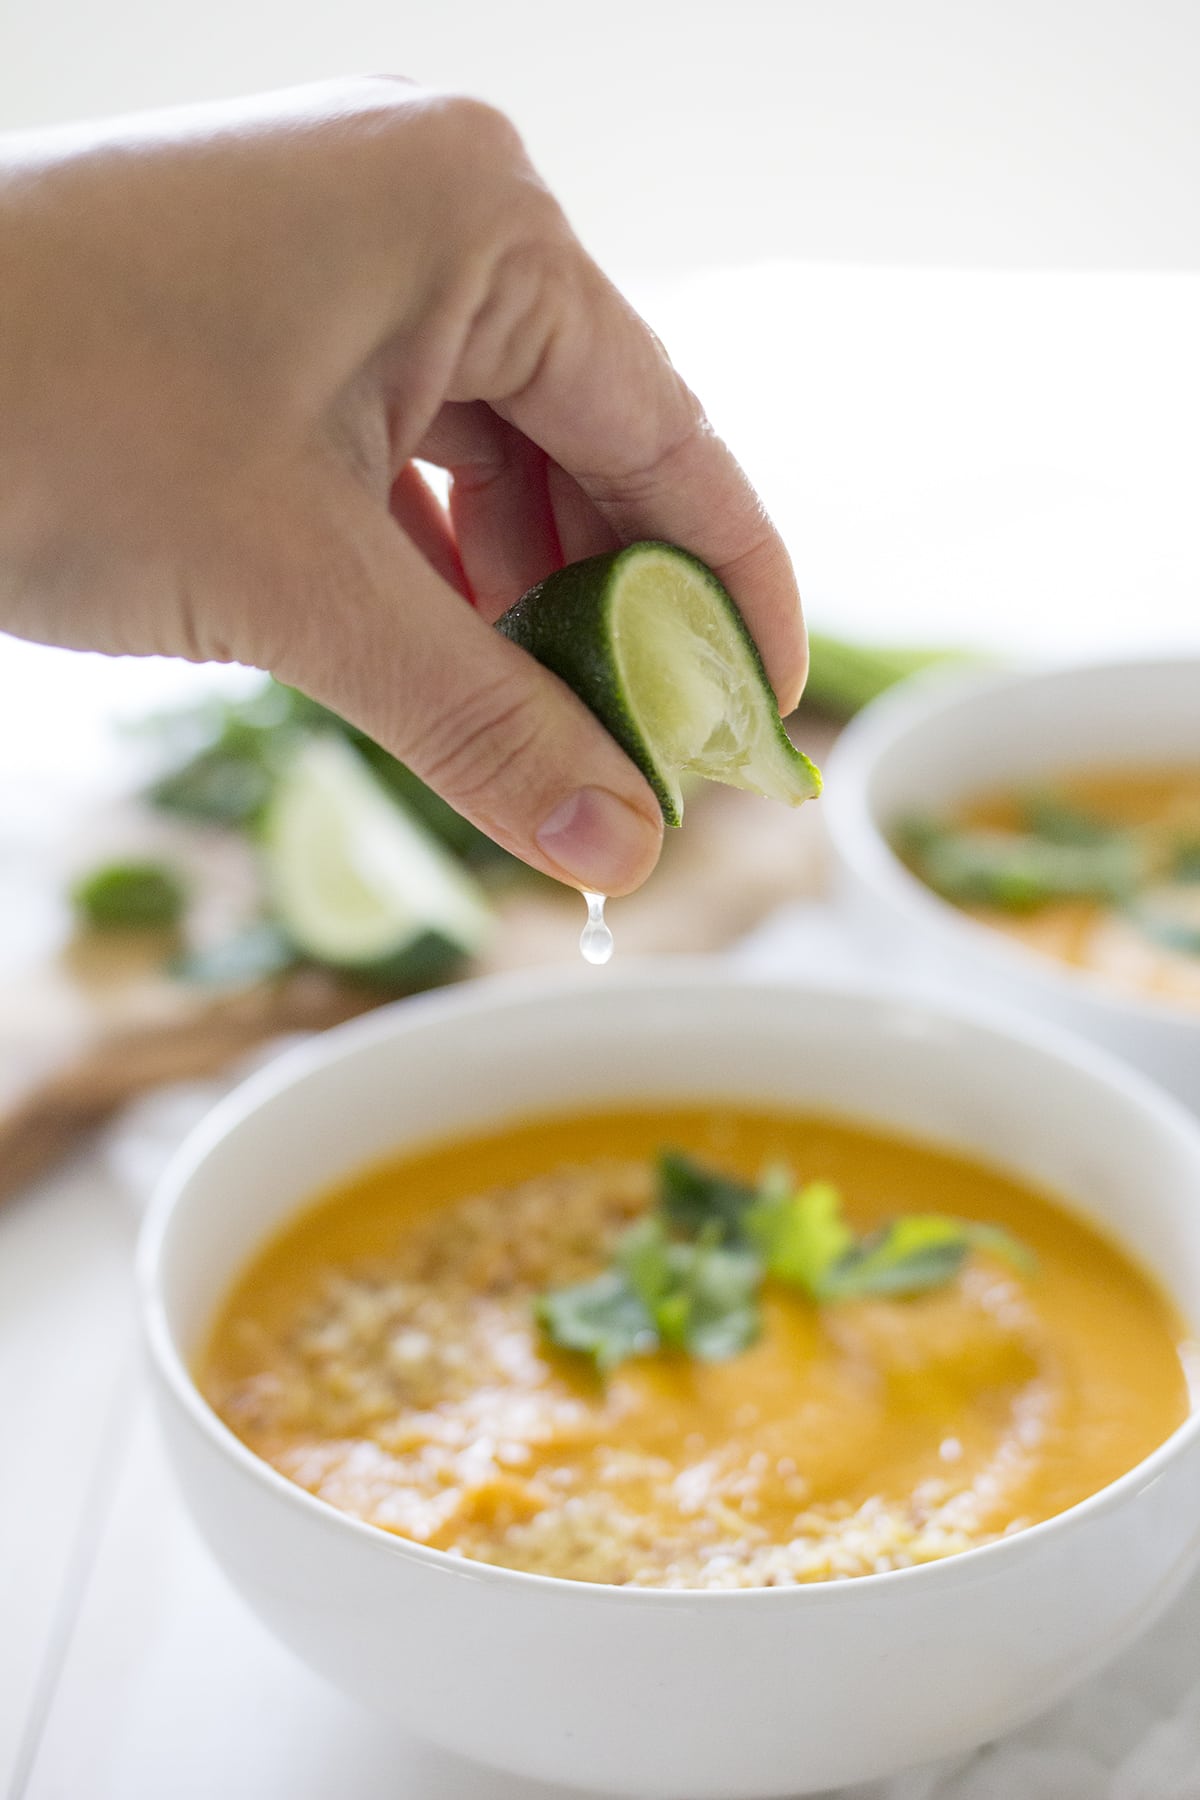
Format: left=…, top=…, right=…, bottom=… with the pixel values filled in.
left=0, top=718, right=837, bottom=1202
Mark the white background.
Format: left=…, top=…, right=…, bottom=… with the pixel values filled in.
left=7, top=0, right=1200, bottom=275
left=3, top=1, right=1200, bottom=780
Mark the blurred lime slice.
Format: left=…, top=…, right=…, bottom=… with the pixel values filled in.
left=497, top=541, right=821, bottom=826
left=264, top=735, right=491, bottom=986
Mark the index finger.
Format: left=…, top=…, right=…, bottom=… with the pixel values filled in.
left=493, top=254, right=807, bottom=714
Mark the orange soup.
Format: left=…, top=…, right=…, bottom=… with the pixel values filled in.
left=201, top=1107, right=1192, bottom=1589
left=898, top=765, right=1200, bottom=1012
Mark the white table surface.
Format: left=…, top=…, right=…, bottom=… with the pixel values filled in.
left=5, top=259, right=1200, bottom=1797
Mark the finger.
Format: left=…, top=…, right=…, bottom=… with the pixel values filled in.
left=493, top=260, right=807, bottom=713
left=546, top=459, right=622, bottom=565
left=417, top=402, right=561, bottom=621
left=388, top=462, right=470, bottom=599
left=262, top=469, right=664, bottom=895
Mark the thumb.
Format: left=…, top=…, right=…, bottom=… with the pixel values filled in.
left=261, top=478, right=665, bottom=895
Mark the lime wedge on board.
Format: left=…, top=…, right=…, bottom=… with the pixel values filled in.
left=263, top=735, right=491, bottom=986
left=497, top=541, right=821, bottom=826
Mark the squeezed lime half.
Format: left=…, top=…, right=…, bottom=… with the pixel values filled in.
left=497, top=541, right=821, bottom=826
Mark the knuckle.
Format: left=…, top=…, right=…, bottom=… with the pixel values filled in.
left=454, top=231, right=581, bottom=403
left=415, top=674, right=547, bottom=814
left=318, top=73, right=426, bottom=134
left=428, top=91, right=525, bottom=163
left=348, top=73, right=421, bottom=103
left=579, top=385, right=709, bottom=509
left=167, top=571, right=245, bottom=667
left=359, top=72, right=420, bottom=92
left=337, top=86, right=524, bottom=182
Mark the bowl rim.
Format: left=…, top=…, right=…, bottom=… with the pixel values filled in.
left=139, top=958, right=1200, bottom=1608
left=823, top=653, right=1200, bottom=1034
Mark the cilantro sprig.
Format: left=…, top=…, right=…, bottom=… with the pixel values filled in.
left=896, top=815, right=1139, bottom=912
left=1172, top=840, right=1200, bottom=884
left=895, top=791, right=1200, bottom=965
left=536, top=1152, right=1032, bottom=1374
left=536, top=1214, right=762, bottom=1374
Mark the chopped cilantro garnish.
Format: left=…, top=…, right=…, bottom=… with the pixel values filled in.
left=536, top=1156, right=1034, bottom=1373
left=1022, top=794, right=1122, bottom=848
left=746, top=1178, right=853, bottom=1295
left=749, top=1187, right=1031, bottom=1301
left=662, top=1231, right=762, bottom=1362
left=965, top=1222, right=1038, bottom=1275
left=819, top=1215, right=972, bottom=1300
left=538, top=1216, right=761, bottom=1374
left=657, top=1150, right=758, bottom=1245
left=897, top=816, right=1139, bottom=911
left=535, top=1269, right=656, bottom=1375
left=1170, top=840, right=1200, bottom=884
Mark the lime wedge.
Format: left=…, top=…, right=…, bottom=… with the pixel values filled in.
left=263, top=735, right=491, bottom=986
left=497, top=542, right=820, bottom=825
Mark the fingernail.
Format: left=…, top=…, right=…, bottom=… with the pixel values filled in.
left=535, top=787, right=661, bottom=892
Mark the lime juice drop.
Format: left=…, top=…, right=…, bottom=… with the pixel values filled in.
left=580, top=891, right=613, bottom=965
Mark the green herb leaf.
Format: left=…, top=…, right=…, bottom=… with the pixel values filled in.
left=1170, top=840, right=1200, bottom=884
left=615, top=1215, right=673, bottom=1307
left=819, top=1215, right=1034, bottom=1300
left=821, top=1216, right=970, bottom=1299
left=145, top=683, right=303, bottom=825
left=145, top=678, right=518, bottom=873
left=621, top=1216, right=762, bottom=1361
left=73, top=859, right=187, bottom=930
left=150, top=744, right=277, bottom=827
left=746, top=1179, right=854, bottom=1297
left=540, top=1216, right=763, bottom=1373
left=1022, top=794, right=1122, bottom=848
left=671, top=1238, right=762, bottom=1361
left=657, top=1150, right=758, bottom=1245
left=536, top=1158, right=1034, bottom=1374
left=898, top=817, right=1140, bottom=912
left=535, top=1270, right=656, bottom=1375
left=965, top=1222, right=1039, bottom=1276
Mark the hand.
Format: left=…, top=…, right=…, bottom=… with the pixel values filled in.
left=0, top=79, right=805, bottom=893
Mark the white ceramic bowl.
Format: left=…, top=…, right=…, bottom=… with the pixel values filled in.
left=824, top=657, right=1200, bottom=1112
left=140, top=965, right=1200, bottom=1799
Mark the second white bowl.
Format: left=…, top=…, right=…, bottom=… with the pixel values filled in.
left=824, top=657, right=1200, bottom=1110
